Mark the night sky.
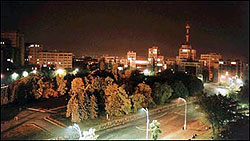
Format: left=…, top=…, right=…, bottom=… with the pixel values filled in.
left=1, top=1, right=249, bottom=61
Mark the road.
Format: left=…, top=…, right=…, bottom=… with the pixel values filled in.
left=1, top=101, right=212, bottom=140
left=1, top=107, right=65, bottom=140
left=97, top=103, right=212, bottom=140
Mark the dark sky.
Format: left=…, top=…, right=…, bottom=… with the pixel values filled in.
left=1, top=1, right=249, bottom=61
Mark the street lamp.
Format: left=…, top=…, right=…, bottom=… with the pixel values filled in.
left=140, top=108, right=149, bottom=140
left=11, top=72, right=19, bottom=80
left=178, top=97, right=187, bottom=130
left=23, top=71, right=28, bottom=77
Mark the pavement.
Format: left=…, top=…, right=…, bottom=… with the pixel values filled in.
left=1, top=101, right=212, bottom=140
left=97, top=103, right=212, bottom=140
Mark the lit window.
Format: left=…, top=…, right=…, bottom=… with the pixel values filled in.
left=182, top=49, right=188, bottom=52
left=231, top=62, right=236, bottom=65
left=219, top=61, right=224, bottom=64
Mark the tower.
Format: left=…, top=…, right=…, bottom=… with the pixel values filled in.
left=185, top=24, right=190, bottom=44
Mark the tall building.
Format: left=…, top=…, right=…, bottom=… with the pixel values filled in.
left=25, top=43, right=43, bottom=66
left=176, top=24, right=196, bottom=62
left=218, top=59, right=244, bottom=83
left=148, top=46, right=160, bottom=59
left=176, top=24, right=201, bottom=78
left=199, top=53, right=222, bottom=82
left=38, top=50, right=73, bottom=69
left=1, top=31, right=25, bottom=66
left=127, top=51, right=136, bottom=68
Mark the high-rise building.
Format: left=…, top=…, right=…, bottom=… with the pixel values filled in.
left=218, top=59, right=244, bottom=83
left=148, top=46, right=160, bottom=59
left=127, top=51, right=136, bottom=68
left=25, top=43, right=43, bottom=66
left=176, top=24, right=196, bottom=62
left=1, top=31, right=25, bottom=66
left=199, top=53, right=222, bottom=82
left=38, top=50, right=73, bottom=69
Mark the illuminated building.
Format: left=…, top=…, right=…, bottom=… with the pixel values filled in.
left=176, top=24, right=196, bottom=63
left=218, top=59, right=244, bottom=83
left=199, top=53, right=222, bottom=82
left=148, top=46, right=160, bottom=60
left=178, top=60, right=202, bottom=76
left=175, top=24, right=201, bottom=77
left=148, top=46, right=165, bottom=73
left=104, top=56, right=119, bottom=65
left=127, top=51, right=136, bottom=68
left=25, top=43, right=43, bottom=66
left=1, top=31, right=25, bottom=66
left=38, top=50, right=73, bottom=69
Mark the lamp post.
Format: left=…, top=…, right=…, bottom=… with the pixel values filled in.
left=178, top=97, right=187, bottom=130
left=141, top=108, right=149, bottom=140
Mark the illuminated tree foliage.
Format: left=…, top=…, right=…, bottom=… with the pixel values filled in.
left=100, top=61, right=105, bottom=71
left=135, top=83, right=154, bottom=108
left=112, top=63, right=119, bottom=81
left=130, top=93, right=145, bottom=112
left=124, top=70, right=132, bottom=78
left=104, top=83, right=131, bottom=117
left=90, top=95, right=98, bottom=119
left=66, top=78, right=89, bottom=122
left=56, top=74, right=67, bottom=96
left=150, top=120, right=162, bottom=140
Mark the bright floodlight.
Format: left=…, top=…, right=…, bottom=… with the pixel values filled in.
left=75, top=68, right=79, bottom=72
left=31, top=70, right=37, bottom=74
left=236, top=79, right=243, bottom=85
left=23, top=71, right=28, bottom=77
left=56, top=68, right=66, bottom=76
left=11, top=72, right=19, bottom=80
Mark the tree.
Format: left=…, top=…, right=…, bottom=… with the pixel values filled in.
left=150, top=120, right=162, bottom=140
left=170, top=81, right=189, bottom=99
left=135, top=83, right=154, bottom=108
left=90, top=95, right=98, bottom=119
left=237, top=81, right=249, bottom=104
left=104, top=83, right=131, bottom=117
left=130, top=93, right=145, bottom=112
left=66, top=78, right=89, bottom=122
left=153, top=82, right=173, bottom=104
left=99, top=61, right=105, bottom=71
left=56, top=74, right=67, bottom=96
left=196, top=93, right=244, bottom=135
left=112, top=63, right=119, bottom=81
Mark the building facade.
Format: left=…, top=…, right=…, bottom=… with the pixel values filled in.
left=25, top=43, right=43, bottom=66
left=199, top=53, right=222, bottom=82
left=127, top=51, right=137, bottom=69
left=218, top=59, right=244, bottom=83
left=1, top=31, right=25, bottom=66
left=38, top=50, right=73, bottom=69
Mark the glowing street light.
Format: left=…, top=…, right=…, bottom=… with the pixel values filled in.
left=11, top=72, right=19, bottom=80
left=140, top=108, right=149, bottom=140
left=22, top=71, right=28, bottom=77
left=31, top=70, right=37, bottom=74
left=178, top=97, right=187, bottom=130
left=56, top=68, right=66, bottom=76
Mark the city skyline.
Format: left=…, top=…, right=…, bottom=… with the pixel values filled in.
left=1, top=1, right=249, bottom=60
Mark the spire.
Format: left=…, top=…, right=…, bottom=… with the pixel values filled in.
left=185, top=24, right=190, bottom=44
